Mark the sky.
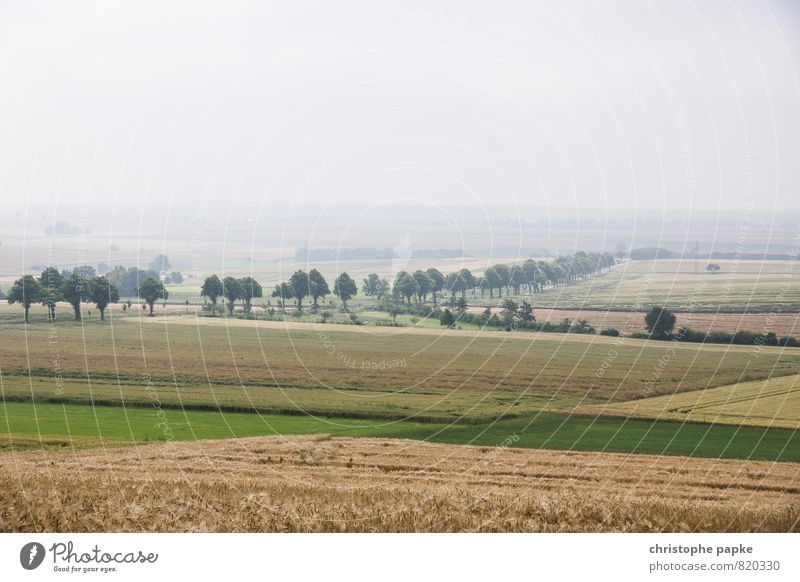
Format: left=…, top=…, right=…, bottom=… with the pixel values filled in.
left=1, top=0, right=799, bottom=214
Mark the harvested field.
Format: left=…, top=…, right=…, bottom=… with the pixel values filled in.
left=1, top=436, right=798, bottom=532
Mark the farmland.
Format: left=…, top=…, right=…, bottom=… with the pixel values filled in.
left=580, top=374, right=800, bottom=430
left=472, top=259, right=800, bottom=312
left=1, top=436, right=798, bottom=532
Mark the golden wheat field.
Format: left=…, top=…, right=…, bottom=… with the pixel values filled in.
left=1, top=436, right=798, bottom=533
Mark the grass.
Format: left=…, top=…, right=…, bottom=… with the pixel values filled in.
left=3, top=401, right=799, bottom=462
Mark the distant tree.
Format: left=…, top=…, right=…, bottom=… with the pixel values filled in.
left=412, top=270, right=433, bottom=302
left=272, top=282, right=294, bottom=312
left=501, top=299, right=519, bottom=324
left=454, top=296, right=468, bottom=315
left=165, top=271, right=183, bottom=284
left=308, top=269, right=330, bottom=307
left=61, top=274, right=90, bottom=320
left=518, top=300, right=535, bottom=323
left=443, top=272, right=466, bottom=302
left=8, top=275, right=43, bottom=323
left=222, top=276, right=242, bottom=315
left=483, top=267, right=501, bottom=299
left=362, top=273, right=381, bottom=298
left=334, top=272, right=358, bottom=311
left=72, top=265, right=96, bottom=279
left=425, top=268, right=445, bottom=306
left=137, top=278, right=168, bottom=316
left=706, top=263, right=721, bottom=274
left=644, top=307, right=677, bottom=339
left=201, top=274, right=224, bottom=306
left=458, top=269, right=476, bottom=298
left=89, top=276, right=119, bottom=320
left=149, top=254, right=171, bottom=273
left=96, top=262, right=110, bottom=276
left=509, top=266, right=525, bottom=295
left=289, top=270, right=310, bottom=311
left=493, top=264, right=511, bottom=296
left=439, top=309, right=456, bottom=328
left=376, top=277, right=391, bottom=300
left=38, top=267, right=64, bottom=321
left=238, top=276, right=263, bottom=313
left=393, top=271, right=419, bottom=305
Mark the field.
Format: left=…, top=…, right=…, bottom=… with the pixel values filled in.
left=2, top=436, right=798, bottom=532
left=472, top=259, right=800, bottom=312
left=580, top=374, right=800, bottom=429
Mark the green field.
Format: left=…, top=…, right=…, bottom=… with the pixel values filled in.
left=3, top=401, right=799, bottom=462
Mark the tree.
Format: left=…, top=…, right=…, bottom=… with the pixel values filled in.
left=38, top=267, right=64, bottom=321
left=62, top=274, right=90, bottom=320
left=454, top=296, right=468, bottom=315
left=501, top=299, right=518, bottom=324
left=72, top=265, right=96, bottom=279
left=644, top=307, right=677, bottom=339
left=149, top=254, right=171, bottom=273
left=138, top=278, right=168, bottom=316
left=362, top=273, right=381, bottom=298
left=458, top=269, right=476, bottom=298
left=509, top=266, right=525, bottom=295
left=272, top=282, right=294, bottom=312
left=308, top=269, right=330, bottom=307
left=483, top=267, right=501, bottom=299
left=222, top=276, right=242, bottom=315
left=443, top=272, right=466, bottom=302
left=412, top=270, right=433, bottom=302
left=393, top=271, right=419, bottom=305
left=425, top=268, right=444, bottom=306
left=89, top=276, right=119, bottom=320
left=439, top=309, right=456, bottom=328
left=201, top=274, right=224, bottom=306
left=493, top=264, right=511, bottom=296
left=518, top=300, right=535, bottom=323
left=706, top=263, right=721, bottom=274
left=289, top=270, right=310, bottom=311
left=8, top=275, right=43, bottom=323
left=238, top=276, right=263, bottom=313
left=334, top=272, right=358, bottom=310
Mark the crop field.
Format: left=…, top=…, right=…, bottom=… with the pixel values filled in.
left=2, top=315, right=799, bottom=408
left=471, top=259, right=800, bottom=312
left=1, top=436, right=798, bottom=532
left=580, top=374, right=800, bottom=430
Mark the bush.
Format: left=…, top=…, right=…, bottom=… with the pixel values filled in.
left=599, top=328, right=620, bottom=337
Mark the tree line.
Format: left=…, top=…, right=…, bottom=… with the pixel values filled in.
left=7, top=267, right=169, bottom=322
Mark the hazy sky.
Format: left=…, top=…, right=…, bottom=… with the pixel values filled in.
left=1, top=0, right=798, bottom=214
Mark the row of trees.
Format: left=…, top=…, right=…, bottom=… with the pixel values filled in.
left=385, top=251, right=615, bottom=306
left=6, top=268, right=168, bottom=322
left=201, top=269, right=359, bottom=313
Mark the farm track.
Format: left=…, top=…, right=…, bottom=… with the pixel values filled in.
left=1, top=436, right=798, bottom=532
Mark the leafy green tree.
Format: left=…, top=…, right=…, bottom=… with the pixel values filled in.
left=238, top=276, right=263, bottom=313
left=644, top=307, right=677, bottom=339
left=443, top=272, right=466, bottom=302
left=501, top=299, right=518, bottom=324
left=334, top=272, right=358, bottom=310
left=89, top=276, right=119, bottom=320
left=412, top=270, right=433, bottom=302
left=149, top=254, right=171, bottom=273
left=201, top=274, right=224, bottom=306
left=393, top=271, right=419, bottom=305
left=308, top=269, right=330, bottom=307
left=509, top=266, right=525, bottom=294
left=483, top=267, right=501, bottom=299
left=493, top=264, right=511, bottom=296
left=138, top=278, right=168, bottom=316
left=377, top=277, right=391, bottom=299
left=458, top=269, right=476, bottom=298
left=38, top=267, right=64, bottom=321
left=8, top=275, right=43, bottom=323
left=289, top=270, right=310, bottom=311
left=222, top=276, right=242, bottom=315
left=454, top=296, right=468, bottom=315
left=425, top=268, right=445, bottom=306
left=518, top=300, right=535, bottom=323
left=362, top=273, right=381, bottom=298
left=439, top=309, right=456, bottom=328
left=62, top=274, right=90, bottom=320
left=272, top=282, right=294, bottom=312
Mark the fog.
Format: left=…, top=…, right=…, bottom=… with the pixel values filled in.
left=1, top=0, right=799, bottom=220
